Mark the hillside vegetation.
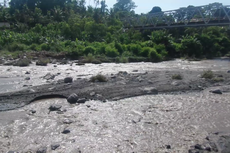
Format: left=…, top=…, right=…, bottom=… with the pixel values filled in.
left=0, top=0, right=230, bottom=62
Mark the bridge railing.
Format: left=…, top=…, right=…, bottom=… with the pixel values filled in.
left=124, top=3, right=230, bottom=29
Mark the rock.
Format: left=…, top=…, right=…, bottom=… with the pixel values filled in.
left=142, top=87, right=158, bottom=94
left=49, top=104, right=62, bottom=111
left=194, top=144, right=203, bottom=150
left=166, top=145, right=171, bottom=149
left=67, top=93, right=79, bottom=104
left=36, top=147, right=47, bottom=153
left=62, top=129, right=70, bottom=134
left=43, top=73, right=55, bottom=80
left=90, top=92, right=96, bottom=96
left=77, top=98, right=87, bottom=103
left=25, top=71, right=30, bottom=74
left=51, top=144, right=60, bottom=150
left=54, top=65, right=57, bottom=67
left=30, top=110, right=36, bottom=114
left=228, top=70, right=230, bottom=73
left=25, top=77, right=30, bottom=80
left=63, top=119, right=73, bottom=124
left=64, top=77, right=73, bottom=83
left=132, top=70, right=138, bottom=72
left=211, top=89, right=222, bottom=94
left=118, top=71, right=128, bottom=76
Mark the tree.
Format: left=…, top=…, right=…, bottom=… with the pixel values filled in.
left=149, top=6, right=162, bottom=14
left=113, top=0, right=136, bottom=12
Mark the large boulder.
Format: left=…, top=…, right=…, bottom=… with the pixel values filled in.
left=64, top=77, right=73, bottom=83
left=67, top=93, right=79, bottom=104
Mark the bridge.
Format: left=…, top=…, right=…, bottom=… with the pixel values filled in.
left=123, top=3, right=230, bottom=29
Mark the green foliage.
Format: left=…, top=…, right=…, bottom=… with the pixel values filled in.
left=105, top=46, right=119, bottom=57
left=84, top=46, right=96, bottom=55
left=201, top=70, right=214, bottom=79
left=140, top=47, right=151, bottom=57
left=90, top=74, right=107, bottom=82
left=172, top=74, right=183, bottom=80
left=148, top=48, right=162, bottom=62
left=179, top=35, right=202, bottom=58
left=40, top=43, right=50, bottom=51
left=0, top=0, right=230, bottom=63
left=7, top=42, right=26, bottom=51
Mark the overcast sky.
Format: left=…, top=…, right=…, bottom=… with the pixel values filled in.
left=88, top=0, right=230, bottom=14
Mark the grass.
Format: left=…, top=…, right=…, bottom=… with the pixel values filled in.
left=90, top=74, right=107, bottom=82
left=172, top=74, right=183, bottom=80
left=212, top=77, right=224, bottom=82
left=201, top=70, right=214, bottom=79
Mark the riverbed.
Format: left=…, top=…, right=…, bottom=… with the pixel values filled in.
left=0, top=59, right=230, bottom=153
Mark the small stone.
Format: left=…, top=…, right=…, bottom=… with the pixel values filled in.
left=25, top=71, right=30, bottom=74
left=54, top=65, right=57, bottom=67
left=49, top=104, right=62, bottom=111
left=64, top=77, right=73, bottom=83
left=36, top=147, right=47, bottom=153
left=132, top=70, right=138, bottom=72
left=194, top=144, right=203, bottom=150
left=67, top=93, right=79, bottom=104
left=211, top=89, right=222, bottom=94
left=63, top=119, right=73, bottom=124
left=25, top=77, right=30, bottom=80
left=142, top=87, right=158, bottom=94
left=43, top=73, right=55, bottom=80
left=31, top=110, right=36, bottom=114
left=90, top=92, right=96, bottom=96
left=51, top=144, right=60, bottom=150
left=166, top=145, right=171, bottom=149
left=62, top=129, right=70, bottom=134
left=77, top=98, right=87, bottom=103
left=227, top=70, right=230, bottom=73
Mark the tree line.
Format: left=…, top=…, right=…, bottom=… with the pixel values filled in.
left=0, top=0, right=230, bottom=62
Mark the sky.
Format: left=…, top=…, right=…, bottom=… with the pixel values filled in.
left=1, top=0, right=230, bottom=14
left=87, top=0, right=230, bottom=14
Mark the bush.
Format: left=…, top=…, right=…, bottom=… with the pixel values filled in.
left=40, top=43, right=50, bottom=51
left=212, top=77, right=224, bottom=82
left=140, top=47, right=151, bottom=57
left=105, top=46, right=119, bottom=57
left=115, top=56, right=129, bottom=63
left=115, top=42, right=124, bottom=54
left=8, top=43, right=26, bottom=52
left=148, top=49, right=162, bottom=62
left=84, top=46, right=96, bottom=55
left=29, top=43, right=38, bottom=51
left=14, top=58, right=31, bottom=67
left=129, top=44, right=142, bottom=55
left=90, top=74, right=107, bottom=82
left=36, top=58, right=50, bottom=66
left=172, top=74, right=183, bottom=80
left=201, top=70, right=213, bottom=79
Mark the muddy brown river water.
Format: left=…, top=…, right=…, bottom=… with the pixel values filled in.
left=0, top=59, right=230, bottom=153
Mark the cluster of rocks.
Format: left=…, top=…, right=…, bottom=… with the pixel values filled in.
left=189, top=132, right=230, bottom=153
